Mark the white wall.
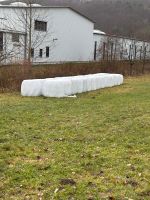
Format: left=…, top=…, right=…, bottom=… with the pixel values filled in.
left=0, top=6, right=94, bottom=64
left=31, top=8, right=94, bottom=63
left=93, top=33, right=107, bottom=60
left=0, top=31, right=25, bottom=64
left=93, top=32, right=150, bottom=61
left=5, top=33, right=25, bottom=64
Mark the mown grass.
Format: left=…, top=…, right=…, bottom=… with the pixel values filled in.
left=0, top=75, right=150, bottom=200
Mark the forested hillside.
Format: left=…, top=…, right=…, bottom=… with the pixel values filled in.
left=2, top=0, right=150, bottom=40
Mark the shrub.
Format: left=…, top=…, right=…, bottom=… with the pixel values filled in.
left=0, top=60, right=150, bottom=92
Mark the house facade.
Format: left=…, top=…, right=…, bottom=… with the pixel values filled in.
left=0, top=4, right=94, bottom=64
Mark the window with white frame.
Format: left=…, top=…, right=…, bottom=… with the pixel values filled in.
left=35, top=20, right=47, bottom=32
left=12, top=33, right=19, bottom=43
left=39, top=49, right=43, bottom=58
left=0, top=32, right=3, bottom=51
left=46, top=46, right=49, bottom=57
left=31, top=48, right=34, bottom=58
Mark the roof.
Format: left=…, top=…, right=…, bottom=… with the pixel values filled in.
left=0, top=5, right=95, bottom=24
left=93, top=30, right=150, bottom=43
left=0, top=28, right=26, bottom=35
left=93, top=29, right=106, bottom=35
left=104, top=33, right=150, bottom=43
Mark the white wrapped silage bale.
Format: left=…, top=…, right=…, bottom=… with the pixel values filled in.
left=110, top=74, right=123, bottom=86
left=118, top=74, right=124, bottom=85
left=88, top=74, right=100, bottom=91
left=94, top=74, right=110, bottom=90
left=70, top=76, right=84, bottom=94
left=42, top=78, right=72, bottom=97
left=103, top=76, right=109, bottom=88
left=106, top=74, right=114, bottom=87
left=82, top=76, right=89, bottom=92
left=92, top=73, right=108, bottom=89
left=95, top=75, right=107, bottom=89
left=21, top=79, right=45, bottom=96
left=113, top=74, right=123, bottom=86
left=101, top=74, right=115, bottom=88
left=85, top=75, right=93, bottom=91
left=89, top=74, right=101, bottom=90
left=107, top=74, right=115, bottom=87
left=110, top=74, right=118, bottom=86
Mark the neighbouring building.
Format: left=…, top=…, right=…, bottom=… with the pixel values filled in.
left=93, top=29, right=150, bottom=61
left=0, top=2, right=150, bottom=65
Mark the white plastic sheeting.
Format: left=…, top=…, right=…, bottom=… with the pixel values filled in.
left=21, top=73, right=123, bottom=97
left=43, top=78, right=72, bottom=97
left=21, top=79, right=45, bottom=97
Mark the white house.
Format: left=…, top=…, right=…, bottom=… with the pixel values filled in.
left=0, top=3, right=95, bottom=64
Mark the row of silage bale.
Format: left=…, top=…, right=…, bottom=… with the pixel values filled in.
left=21, top=73, right=123, bottom=97
left=42, top=73, right=123, bottom=97
left=45, top=73, right=123, bottom=97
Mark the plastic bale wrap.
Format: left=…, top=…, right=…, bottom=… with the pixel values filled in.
left=110, top=74, right=123, bottom=86
left=87, top=75, right=99, bottom=91
left=94, top=75, right=103, bottom=90
left=86, top=75, right=93, bottom=91
left=92, top=74, right=105, bottom=90
left=71, top=76, right=84, bottom=94
left=118, top=74, right=124, bottom=85
left=82, top=76, right=89, bottom=93
left=107, top=74, right=114, bottom=87
left=21, top=79, right=45, bottom=97
left=42, top=78, right=72, bottom=97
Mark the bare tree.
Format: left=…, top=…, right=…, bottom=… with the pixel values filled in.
left=16, top=0, right=54, bottom=64
left=0, top=0, right=54, bottom=65
left=0, top=23, right=26, bottom=65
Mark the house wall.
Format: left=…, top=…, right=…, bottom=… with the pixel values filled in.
left=0, top=31, right=25, bottom=64
left=93, top=33, right=107, bottom=60
left=4, top=32, right=26, bottom=64
left=31, top=8, right=94, bottom=63
left=0, top=7, right=94, bottom=64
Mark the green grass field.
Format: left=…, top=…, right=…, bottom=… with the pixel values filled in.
left=0, top=75, right=150, bottom=200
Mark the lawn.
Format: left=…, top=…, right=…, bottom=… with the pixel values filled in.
left=0, top=75, right=150, bottom=200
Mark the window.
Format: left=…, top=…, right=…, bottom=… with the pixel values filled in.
left=94, top=41, right=97, bottom=60
left=12, top=33, right=19, bottom=42
left=31, top=48, right=34, bottom=58
left=35, top=20, right=47, bottom=32
left=46, top=46, right=49, bottom=57
left=0, top=32, right=3, bottom=51
left=39, top=49, right=43, bottom=58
